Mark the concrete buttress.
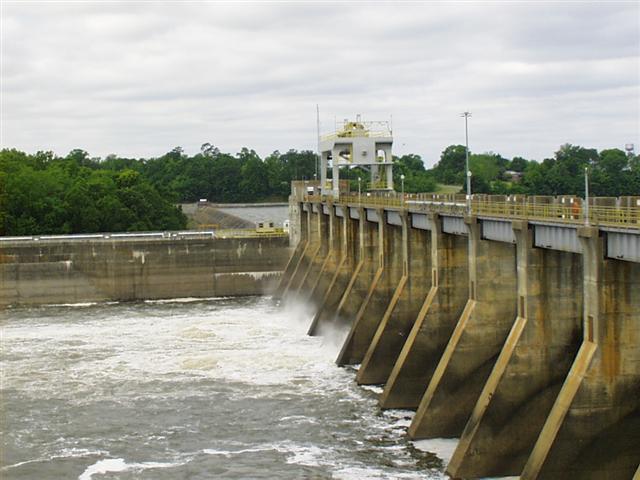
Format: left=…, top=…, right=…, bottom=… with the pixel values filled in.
left=304, top=204, right=343, bottom=308
left=308, top=208, right=376, bottom=335
left=380, top=215, right=469, bottom=409
left=328, top=209, right=383, bottom=334
left=409, top=217, right=518, bottom=439
left=521, top=227, right=640, bottom=480
left=273, top=206, right=309, bottom=300
left=279, top=206, right=312, bottom=300
left=295, top=205, right=330, bottom=298
left=283, top=206, right=321, bottom=301
left=337, top=209, right=402, bottom=367
left=355, top=212, right=433, bottom=384
left=447, top=220, right=583, bottom=478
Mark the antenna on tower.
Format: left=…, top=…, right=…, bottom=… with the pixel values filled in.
left=316, top=105, right=320, bottom=181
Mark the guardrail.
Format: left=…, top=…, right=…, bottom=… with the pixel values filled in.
left=301, top=194, right=640, bottom=229
left=0, top=228, right=288, bottom=243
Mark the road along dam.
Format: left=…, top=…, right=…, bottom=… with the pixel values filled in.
left=1, top=230, right=290, bottom=307
left=275, top=182, right=640, bottom=479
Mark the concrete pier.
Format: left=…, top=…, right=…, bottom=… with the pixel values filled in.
left=282, top=185, right=640, bottom=479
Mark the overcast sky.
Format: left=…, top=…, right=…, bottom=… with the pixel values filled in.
left=1, top=1, right=639, bottom=167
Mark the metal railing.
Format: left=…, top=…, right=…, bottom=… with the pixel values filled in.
left=320, top=130, right=392, bottom=141
left=214, top=228, right=287, bottom=238
left=0, top=228, right=288, bottom=243
left=300, top=194, right=640, bottom=229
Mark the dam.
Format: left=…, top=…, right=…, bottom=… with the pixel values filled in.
left=276, top=181, right=640, bottom=479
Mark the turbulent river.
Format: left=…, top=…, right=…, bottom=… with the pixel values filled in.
left=1, top=296, right=457, bottom=479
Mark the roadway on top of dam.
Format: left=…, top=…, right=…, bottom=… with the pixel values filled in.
left=302, top=194, right=640, bottom=231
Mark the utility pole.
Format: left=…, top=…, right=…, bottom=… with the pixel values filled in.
left=584, top=167, right=590, bottom=226
left=461, top=111, right=472, bottom=214
left=316, top=105, right=320, bottom=185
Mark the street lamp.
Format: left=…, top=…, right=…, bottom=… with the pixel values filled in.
left=461, top=111, right=472, bottom=213
left=358, top=177, right=362, bottom=203
left=400, top=174, right=405, bottom=204
left=584, top=167, right=590, bottom=226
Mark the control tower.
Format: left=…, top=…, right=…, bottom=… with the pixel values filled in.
left=319, top=115, right=393, bottom=197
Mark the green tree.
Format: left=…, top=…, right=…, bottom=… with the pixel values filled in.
left=433, top=145, right=467, bottom=185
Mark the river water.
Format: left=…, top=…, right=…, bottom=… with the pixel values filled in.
left=1, top=296, right=455, bottom=479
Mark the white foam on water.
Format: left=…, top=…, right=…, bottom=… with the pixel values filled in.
left=47, top=302, right=99, bottom=307
left=360, top=385, right=384, bottom=394
left=412, top=437, right=459, bottom=464
left=333, top=466, right=429, bottom=479
left=78, top=459, right=128, bottom=480
left=143, top=296, right=231, bottom=304
left=202, top=446, right=276, bottom=457
left=284, top=444, right=328, bottom=467
left=78, top=458, right=182, bottom=480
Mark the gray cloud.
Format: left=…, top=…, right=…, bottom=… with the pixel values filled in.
left=1, top=1, right=638, bottom=166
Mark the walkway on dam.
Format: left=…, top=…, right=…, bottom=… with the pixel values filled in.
left=306, top=193, right=640, bottom=230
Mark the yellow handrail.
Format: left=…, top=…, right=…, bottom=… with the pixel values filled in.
left=299, top=195, right=640, bottom=228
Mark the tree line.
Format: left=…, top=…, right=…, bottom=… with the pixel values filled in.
left=434, top=143, right=640, bottom=197
left=1, top=143, right=638, bottom=235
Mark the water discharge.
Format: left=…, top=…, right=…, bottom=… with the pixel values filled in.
left=2, top=296, right=449, bottom=479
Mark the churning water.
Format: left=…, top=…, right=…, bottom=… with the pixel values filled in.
left=1, top=296, right=455, bottom=479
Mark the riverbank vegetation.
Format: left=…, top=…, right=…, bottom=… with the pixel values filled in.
left=1, top=143, right=638, bottom=235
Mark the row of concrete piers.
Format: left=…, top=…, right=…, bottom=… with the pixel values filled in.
left=274, top=194, right=639, bottom=479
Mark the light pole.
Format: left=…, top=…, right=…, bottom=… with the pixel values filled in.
left=400, top=174, right=405, bottom=205
left=461, top=111, right=472, bottom=213
left=584, top=167, right=590, bottom=226
left=358, top=176, right=362, bottom=203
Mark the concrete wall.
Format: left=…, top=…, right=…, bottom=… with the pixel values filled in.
left=276, top=197, right=640, bottom=480
left=1, top=236, right=291, bottom=306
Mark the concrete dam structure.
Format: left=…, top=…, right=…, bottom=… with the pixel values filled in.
left=275, top=182, right=640, bottom=479
left=1, top=231, right=290, bottom=307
